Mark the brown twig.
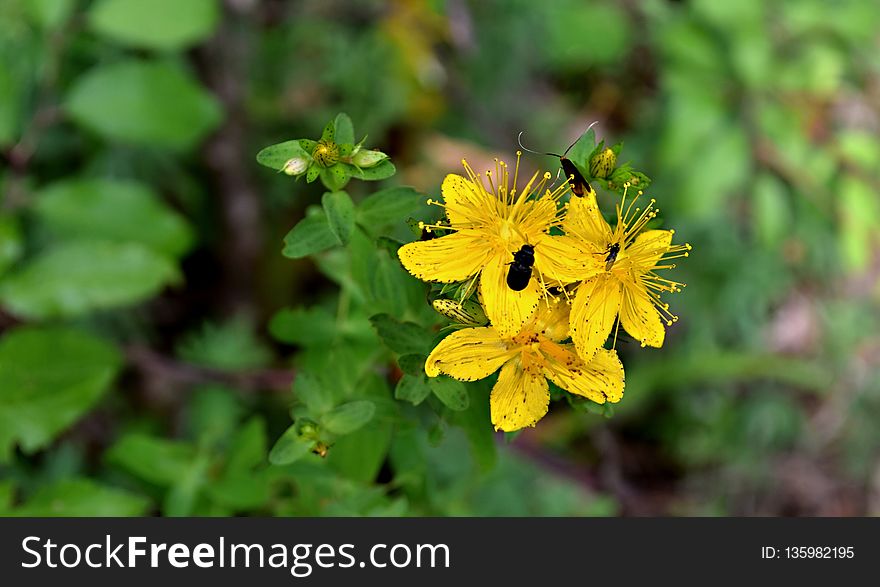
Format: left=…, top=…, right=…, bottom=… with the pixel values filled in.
left=196, top=1, right=264, bottom=317
left=124, top=345, right=293, bottom=394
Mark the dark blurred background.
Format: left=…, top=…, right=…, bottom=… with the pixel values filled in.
left=1, top=0, right=879, bottom=516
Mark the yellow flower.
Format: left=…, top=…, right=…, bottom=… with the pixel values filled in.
left=425, top=299, right=625, bottom=432
left=397, top=154, right=588, bottom=337
left=562, top=186, right=691, bottom=362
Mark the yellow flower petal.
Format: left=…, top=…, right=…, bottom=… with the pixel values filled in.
left=570, top=273, right=623, bottom=361
left=490, top=359, right=549, bottom=432
left=425, top=327, right=515, bottom=381
left=398, top=231, right=492, bottom=283
left=562, top=191, right=612, bottom=245
left=441, top=174, right=494, bottom=227
left=626, top=229, right=674, bottom=272
left=543, top=347, right=624, bottom=404
left=620, top=281, right=665, bottom=348
left=480, top=252, right=541, bottom=337
left=533, top=234, right=600, bottom=284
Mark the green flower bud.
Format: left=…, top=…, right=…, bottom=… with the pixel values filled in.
left=589, top=147, right=617, bottom=179
left=352, top=148, right=388, bottom=168
left=282, top=155, right=310, bottom=176
left=312, top=140, right=339, bottom=167
left=297, top=418, right=319, bottom=439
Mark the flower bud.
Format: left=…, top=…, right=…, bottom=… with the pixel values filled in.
left=352, top=148, right=388, bottom=168
left=282, top=155, right=310, bottom=176
left=589, top=147, right=617, bottom=179
left=312, top=140, right=340, bottom=167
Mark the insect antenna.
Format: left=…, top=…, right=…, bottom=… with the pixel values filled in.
left=516, top=131, right=562, bottom=158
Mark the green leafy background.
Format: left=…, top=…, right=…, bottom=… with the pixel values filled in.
left=1, top=0, right=879, bottom=517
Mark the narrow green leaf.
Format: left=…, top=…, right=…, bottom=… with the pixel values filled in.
left=321, top=400, right=376, bottom=435
left=429, top=376, right=470, bottom=411
left=282, top=211, right=340, bottom=259
left=322, top=191, right=355, bottom=244
left=306, top=165, right=320, bottom=183
left=268, top=425, right=314, bottom=465
left=320, top=120, right=335, bottom=142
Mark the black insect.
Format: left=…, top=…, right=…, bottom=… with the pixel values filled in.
left=506, top=244, right=535, bottom=291
left=518, top=129, right=594, bottom=197
left=604, top=242, right=621, bottom=271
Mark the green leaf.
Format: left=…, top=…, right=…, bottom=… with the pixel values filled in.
left=293, top=370, right=335, bottom=414
left=370, top=248, right=409, bottom=316
left=397, top=354, right=427, bottom=377
left=394, top=374, right=432, bottom=405
left=322, top=191, right=356, bottom=245
left=356, top=186, right=424, bottom=233
left=0, top=56, right=22, bottom=146
left=0, top=240, right=179, bottom=319
left=451, top=385, right=496, bottom=470
left=106, top=433, right=197, bottom=486
left=320, top=120, right=335, bottom=142
left=269, top=306, right=337, bottom=347
left=334, top=113, right=354, bottom=145
left=320, top=165, right=351, bottom=191
left=0, top=214, right=23, bottom=278
left=35, top=178, right=194, bottom=258
left=369, top=313, right=431, bottom=355
left=753, top=174, right=790, bottom=247
left=226, top=417, right=268, bottom=472
left=88, top=0, right=219, bottom=51
left=282, top=210, right=341, bottom=259
left=268, top=424, right=315, bottom=465
left=351, top=159, right=396, bottom=181
left=306, top=165, right=320, bottom=183
left=66, top=60, right=221, bottom=150
left=256, top=140, right=309, bottom=171
left=11, top=479, right=149, bottom=517
left=25, top=0, right=76, bottom=29
left=0, top=327, right=121, bottom=460
left=321, top=400, right=376, bottom=435
left=299, top=139, right=317, bottom=153
left=429, top=376, right=469, bottom=411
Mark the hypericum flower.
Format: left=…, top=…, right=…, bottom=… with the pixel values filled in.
left=563, top=185, right=691, bottom=362
left=398, top=154, right=589, bottom=336
left=425, top=298, right=625, bottom=432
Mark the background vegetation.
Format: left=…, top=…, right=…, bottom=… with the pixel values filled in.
left=1, top=0, right=879, bottom=516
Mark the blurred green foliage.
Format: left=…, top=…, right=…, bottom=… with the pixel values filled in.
left=0, top=0, right=879, bottom=517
